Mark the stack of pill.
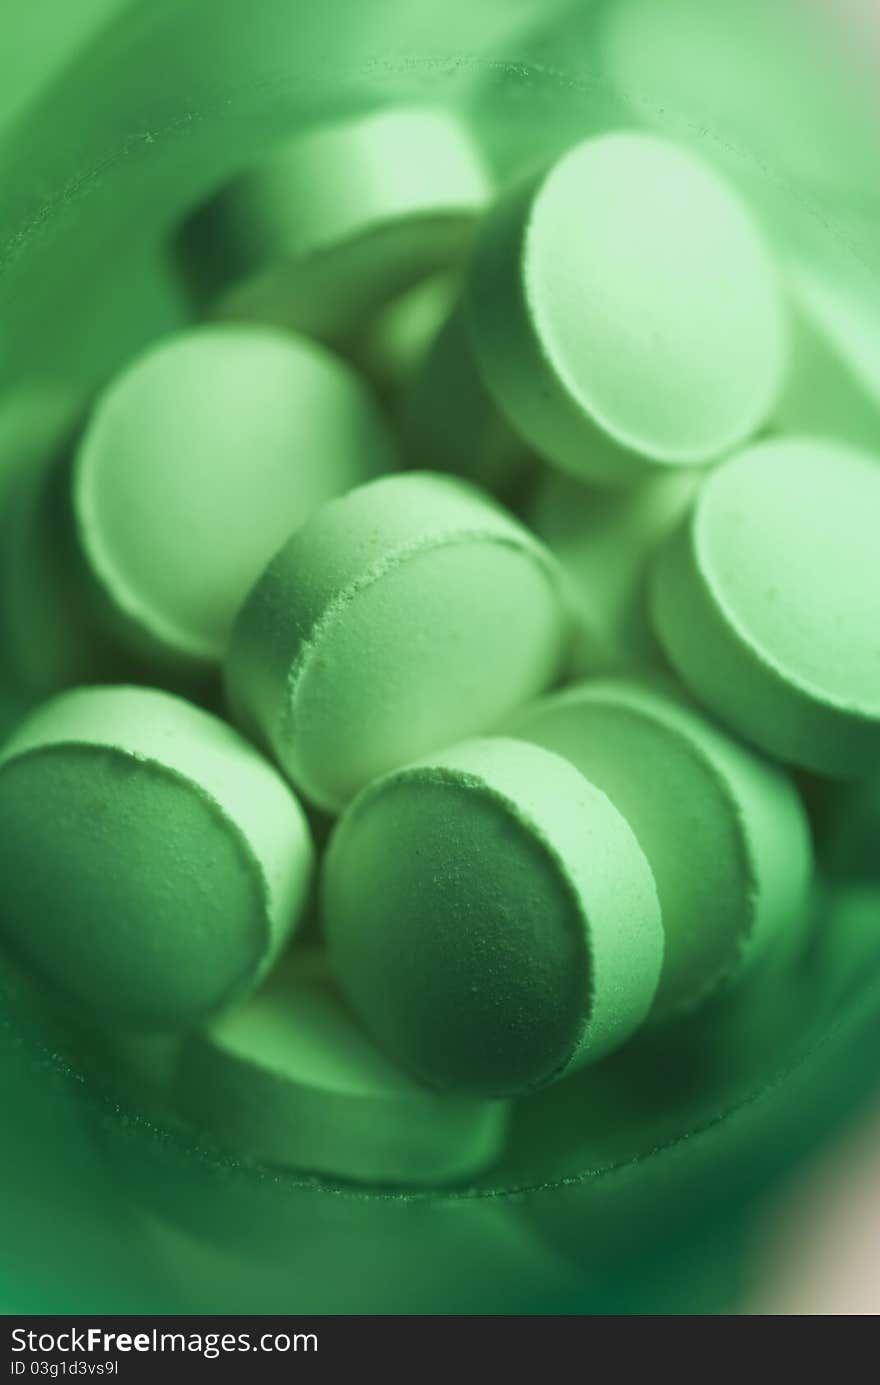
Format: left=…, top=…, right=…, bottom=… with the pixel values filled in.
left=1, top=102, right=878, bottom=1196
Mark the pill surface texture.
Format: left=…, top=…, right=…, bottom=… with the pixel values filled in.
left=325, top=738, right=663, bottom=1098
left=74, top=326, right=394, bottom=669
left=508, top=676, right=812, bottom=1017
left=176, top=951, right=508, bottom=1185
left=227, top=473, right=570, bottom=811
left=466, top=131, right=787, bottom=483
left=0, top=686, right=313, bottom=1030
left=651, top=437, right=880, bottom=777
left=176, top=107, right=489, bottom=345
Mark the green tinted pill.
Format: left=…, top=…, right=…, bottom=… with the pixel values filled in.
left=176, top=107, right=490, bottom=345
left=74, top=325, right=394, bottom=671
left=325, top=737, right=663, bottom=1098
left=226, top=473, right=570, bottom=811
left=466, top=131, right=787, bottom=483
left=529, top=468, right=703, bottom=674
left=652, top=437, right=880, bottom=777
left=508, top=676, right=812, bottom=1017
left=0, top=686, right=313, bottom=1031
left=176, top=950, right=509, bottom=1186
